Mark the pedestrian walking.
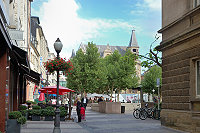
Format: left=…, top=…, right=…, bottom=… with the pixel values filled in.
left=81, top=96, right=88, bottom=109
left=76, top=97, right=81, bottom=122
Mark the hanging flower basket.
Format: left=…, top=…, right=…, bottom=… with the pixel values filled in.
left=44, top=58, right=74, bottom=73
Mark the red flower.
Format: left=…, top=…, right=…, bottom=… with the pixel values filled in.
left=44, top=58, right=73, bottom=73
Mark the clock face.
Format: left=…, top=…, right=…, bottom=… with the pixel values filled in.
left=132, top=49, right=136, bottom=52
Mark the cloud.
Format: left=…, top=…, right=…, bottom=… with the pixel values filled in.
left=130, top=10, right=144, bottom=15
left=35, top=0, right=134, bottom=59
left=144, top=0, right=161, bottom=10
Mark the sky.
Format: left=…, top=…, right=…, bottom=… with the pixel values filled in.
left=31, top=0, right=161, bottom=69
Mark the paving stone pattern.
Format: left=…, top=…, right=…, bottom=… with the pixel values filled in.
left=21, top=107, right=187, bottom=133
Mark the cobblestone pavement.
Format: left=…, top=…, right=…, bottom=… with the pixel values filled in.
left=21, top=107, right=187, bottom=133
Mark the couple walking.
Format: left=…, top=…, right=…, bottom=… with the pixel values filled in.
left=76, top=96, right=88, bottom=122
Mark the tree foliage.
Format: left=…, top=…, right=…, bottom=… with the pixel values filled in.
left=141, top=65, right=162, bottom=94
left=66, top=42, right=139, bottom=96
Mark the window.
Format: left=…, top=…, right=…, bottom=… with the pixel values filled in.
left=196, top=61, right=200, bottom=96
left=194, top=0, right=200, bottom=8
left=132, top=49, right=136, bottom=52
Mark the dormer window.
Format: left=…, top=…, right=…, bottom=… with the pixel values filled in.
left=132, top=49, right=136, bottom=52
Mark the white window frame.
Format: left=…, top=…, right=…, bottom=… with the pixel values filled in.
left=196, top=60, right=200, bottom=97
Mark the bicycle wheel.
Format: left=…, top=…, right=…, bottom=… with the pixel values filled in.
left=139, top=110, right=148, bottom=120
left=133, top=109, right=140, bottom=119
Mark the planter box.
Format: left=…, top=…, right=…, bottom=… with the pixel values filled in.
left=7, top=119, right=21, bottom=133
left=60, top=116, right=65, bottom=121
left=99, top=102, right=121, bottom=114
left=32, top=115, right=40, bottom=121
left=45, top=116, right=53, bottom=121
left=91, top=103, right=99, bottom=112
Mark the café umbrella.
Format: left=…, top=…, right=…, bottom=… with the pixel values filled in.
left=41, top=85, right=75, bottom=93
left=38, top=88, right=70, bottom=95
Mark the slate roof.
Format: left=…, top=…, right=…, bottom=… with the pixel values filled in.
left=77, top=30, right=139, bottom=57
left=31, top=17, right=40, bottom=38
left=128, top=30, right=139, bottom=48
left=79, top=44, right=127, bottom=57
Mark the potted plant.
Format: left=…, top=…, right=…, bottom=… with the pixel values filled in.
left=18, top=105, right=28, bottom=111
left=7, top=111, right=26, bottom=133
left=26, top=100, right=32, bottom=109
left=60, top=110, right=67, bottom=121
left=32, top=101, right=37, bottom=105
left=42, top=109, right=55, bottom=121
left=30, top=109, right=41, bottom=121
left=46, top=106, right=54, bottom=110
left=32, top=105, right=41, bottom=110
left=59, top=106, right=67, bottom=121
left=19, top=105, right=28, bottom=119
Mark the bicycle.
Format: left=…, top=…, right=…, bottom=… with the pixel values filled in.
left=133, top=104, right=141, bottom=119
left=139, top=104, right=161, bottom=120
left=133, top=104, right=148, bottom=119
left=139, top=103, right=155, bottom=120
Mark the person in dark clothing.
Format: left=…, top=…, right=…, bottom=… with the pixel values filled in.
left=81, top=96, right=88, bottom=109
left=76, top=98, right=81, bottom=122
left=98, top=96, right=103, bottom=103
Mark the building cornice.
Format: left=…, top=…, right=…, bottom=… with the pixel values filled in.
left=158, top=5, right=200, bottom=33
left=156, top=23, right=200, bottom=51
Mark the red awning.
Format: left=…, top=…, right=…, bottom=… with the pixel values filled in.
left=42, top=85, right=75, bottom=92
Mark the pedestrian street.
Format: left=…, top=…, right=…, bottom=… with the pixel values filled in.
left=21, top=107, right=187, bottom=133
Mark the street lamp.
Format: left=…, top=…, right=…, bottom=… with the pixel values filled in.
left=152, top=89, right=155, bottom=95
left=53, top=38, right=63, bottom=133
left=45, top=71, right=50, bottom=102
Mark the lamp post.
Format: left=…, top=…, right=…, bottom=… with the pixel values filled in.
left=45, top=71, right=50, bottom=102
left=53, top=38, right=63, bottom=133
left=156, top=78, right=160, bottom=110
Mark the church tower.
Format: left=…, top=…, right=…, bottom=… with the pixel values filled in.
left=103, top=43, right=112, bottom=57
left=127, top=29, right=139, bottom=55
left=127, top=29, right=141, bottom=83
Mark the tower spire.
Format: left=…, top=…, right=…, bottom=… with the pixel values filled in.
left=128, top=29, right=139, bottom=48
left=70, top=49, right=75, bottom=58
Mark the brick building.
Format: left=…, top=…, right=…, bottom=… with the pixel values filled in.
left=156, top=0, right=200, bottom=132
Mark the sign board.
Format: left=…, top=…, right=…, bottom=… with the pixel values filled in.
left=8, top=29, right=24, bottom=40
left=156, top=78, right=160, bottom=87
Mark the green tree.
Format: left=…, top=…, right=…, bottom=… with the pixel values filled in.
left=115, top=50, right=139, bottom=101
left=67, top=42, right=102, bottom=96
left=66, top=49, right=85, bottom=94
left=103, top=50, right=121, bottom=98
left=103, top=50, right=139, bottom=101
left=141, top=65, right=162, bottom=94
left=83, top=42, right=101, bottom=93
left=67, top=42, right=139, bottom=99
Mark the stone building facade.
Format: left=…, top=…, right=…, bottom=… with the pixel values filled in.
left=29, top=16, right=50, bottom=100
left=156, top=0, right=200, bottom=132
left=0, top=0, right=41, bottom=132
left=46, top=52, right=58, bottom=86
